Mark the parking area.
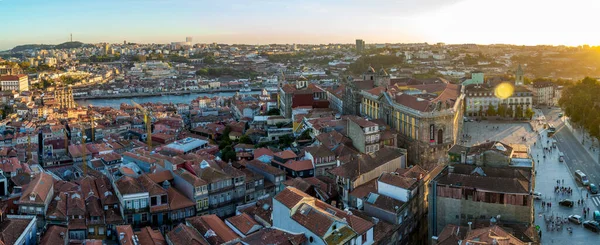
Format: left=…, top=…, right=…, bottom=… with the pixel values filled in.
left=463, top=116, right=600, bottom=243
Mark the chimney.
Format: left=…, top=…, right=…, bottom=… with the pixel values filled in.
left=468, top=221, right=472, bottom=232
left=60, top=232, right=65, bottom=238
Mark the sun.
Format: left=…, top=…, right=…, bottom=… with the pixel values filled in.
left=495, top=82, right=514, bottom=99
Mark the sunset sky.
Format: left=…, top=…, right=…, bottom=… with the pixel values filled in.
left=1, top=0, right=599, bottom=50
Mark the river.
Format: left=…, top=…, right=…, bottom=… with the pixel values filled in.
left=76, top=91, right=261, bottom=108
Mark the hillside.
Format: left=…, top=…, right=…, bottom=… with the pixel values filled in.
left=11, top=41, right=85, bottom=52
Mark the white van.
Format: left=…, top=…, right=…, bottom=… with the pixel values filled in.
left=575, top=170, right=590, bottom=186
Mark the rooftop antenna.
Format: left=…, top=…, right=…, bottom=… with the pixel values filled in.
left=70, top=33, right=73, bottom=42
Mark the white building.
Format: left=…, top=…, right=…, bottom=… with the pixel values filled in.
left=273, top=187, right=375, bottom=245
left=531, top=81, right=556, bottom=106
left=465, top=84, right=533, bottom=117
left=0, top=74, right=29, bottom=92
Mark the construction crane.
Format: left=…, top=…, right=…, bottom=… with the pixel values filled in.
left=131, top=100, right=152, bottom=150
left=88, top=108, right=95, bottom=142
left=82, top=135, right=87, bottom=176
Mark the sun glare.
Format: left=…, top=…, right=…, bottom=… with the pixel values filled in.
left=494, top=82, right=514, bottom=99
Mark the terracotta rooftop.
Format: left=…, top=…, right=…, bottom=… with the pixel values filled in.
left=186, top=215, right=239, bottom=244
left=273, top=187, right=312, bottom=209
left=116, top=225, right=134, bottom=245
left=225, top=213, right=262, bottom=236
left=237, top=228, right=306, bottom=245
left=0, top=218, right=33, bottom=245
left=167, top=187, right=194, bottom=210
left=135, top=226, right=166, bottom=245
left=19, top=172, right=53, bottom=205
left=40, top=225, right=68, bottom=245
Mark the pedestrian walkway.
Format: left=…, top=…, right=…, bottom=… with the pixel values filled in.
left=591, top=195, right=600, bottom=207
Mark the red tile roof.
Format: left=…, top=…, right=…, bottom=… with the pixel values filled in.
left=116, top=225, right=134, bottom=245
left=166, top=223, right=208, bottom=245
left=273, top=187, right=312, bottom=209
left=186, top=215, right=239, bottom=244
left=167, top=187, right=194, bottom=210
left=40, top=225, right=68, bottom=245
left=273, top=150, right=297, bottom=160
left=19, top=172, right=53, bottom=205
left=225, top=213, right=262, bottom=236
left=280, top=160, right=314, bottom=172
left=148, top=170, right=174, bottom=184
left=135, top=226, right=166, bottom=245
left=238, top=228, right=306, bottom=245
left=0, top=218, right=33, bottom=245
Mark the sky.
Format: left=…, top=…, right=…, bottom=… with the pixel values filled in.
left=1, top=0, right=599, bottom=50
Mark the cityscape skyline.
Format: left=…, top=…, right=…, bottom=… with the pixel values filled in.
left=2, top=0, right=600, bottom=50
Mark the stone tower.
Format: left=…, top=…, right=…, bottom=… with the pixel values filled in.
left=375, top=67, right=391, bottom=87
left=515, top=64, right=524, bottom=85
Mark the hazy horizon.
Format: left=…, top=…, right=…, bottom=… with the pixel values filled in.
left=2, top=0, right=599, bottom=50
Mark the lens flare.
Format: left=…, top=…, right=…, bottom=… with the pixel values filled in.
left=495, top=82, right=514, bottom=99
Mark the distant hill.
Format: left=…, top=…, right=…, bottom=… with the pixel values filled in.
left=11, top=41, right=85, bottom=52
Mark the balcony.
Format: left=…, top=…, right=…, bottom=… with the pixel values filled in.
left=123, top=207, right=149, bottom=215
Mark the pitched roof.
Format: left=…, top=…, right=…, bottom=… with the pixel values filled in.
left=0, top=218, right=33, bottom=245
left=40, top=225, right=68, bottom=245
left=135, top=226, right=166, bottom=245
left=273, top=150, right=297, bottom=160
left=279, top=159, right=314, bottom=172
left=328, top=147, right=404, bottom=181
left=273, top=187, right=312, bottom=209
left=378, top=172, right=417, bottom=189
left=246, top=160, right=285, bottom=176
left=116, top=225, right=135, bottom=245
left=166, top=223, right=209, bottom=245
left=167, top=187, right=195, bottom=210
left=148, top=170, right=174, bottom=183
left=115, top=176, right=146, bottom=195
left=186, top=215, right=239, bottom=244
left=238, top=228, right=306, bottom=245
left=19, top=172, right=53, bottom=205
left=225, top=213, right=262, bottom=236
left=462, top=225, right=527, bottom=245
left=253, top=148, right=274, bottom=159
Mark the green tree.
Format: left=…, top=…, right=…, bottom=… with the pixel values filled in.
left=497, top=104, right=506, bottom=117
left=478, top=106, right=483, bottom=118
left=525, top=107, right=535, bottom=120
left=486, top=103, right=496, bottom=116
left=18, top=62, right=30, bottom=70
left=278, top=135, right=294, bottom=148
left=238, top=135, right=253, bottom=144
left=221, top=145, right=237, bottom=162
left=515, top=105, right=523, bottom=119
left=506, top=106, right=514, bottom=118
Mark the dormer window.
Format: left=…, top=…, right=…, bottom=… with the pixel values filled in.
left=29, top=193, right=36, bottom=201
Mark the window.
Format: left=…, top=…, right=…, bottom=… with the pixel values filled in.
left=99, top=227, right=105, bottom=235
left=161, top=195, right=167, bottom=204
left=89, top=228, right=95, bottom=235
left=151, top=197, right=158, bottom=206
left=362, top=233, right=367, bottom=243
left=134, top=200, right=139, bottom=209
left=140, top=199, right=147, bottom=208
left=299, top=171, right=304, bottom=177
left=141, top=213, right=148, bottom=222
left=309, top=236, right=314, bottom=243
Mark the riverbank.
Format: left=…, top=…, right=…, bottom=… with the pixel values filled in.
left=76, top=91, right=260, bottom=108
left=73, top=88, right=265, bottom=100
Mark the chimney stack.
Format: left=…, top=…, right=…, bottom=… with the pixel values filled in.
left=468, top=222, right=472, bottom=232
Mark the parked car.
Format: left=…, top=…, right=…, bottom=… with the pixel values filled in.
left=568, top=215, right=583, bottom=224
left=532, top=192, right=542, bottom=200
left=559, top=199, right=574, bottom=208
left=590, top=184, right=598, bottom=194
left=583, top=221, right=600, bottom=232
